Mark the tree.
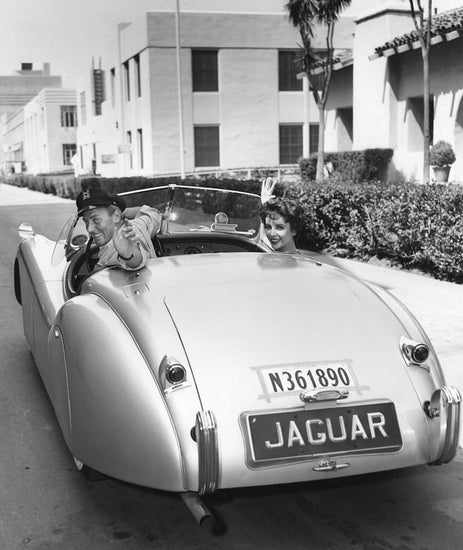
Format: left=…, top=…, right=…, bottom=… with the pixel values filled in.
left=285, top=0, right=352, bottom=181
left=408, top=0, right=433, bottom=184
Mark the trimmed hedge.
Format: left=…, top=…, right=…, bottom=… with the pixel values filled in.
left=299, top=148, right=394, bottom=183
left=0, top=173, right=264, bottom=198
left=2, top=172, right=463, bottom=283
left=287, top=180, right=463, bottom=283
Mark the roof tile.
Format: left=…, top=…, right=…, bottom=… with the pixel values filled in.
left=374, top=6, right=463, bottom=55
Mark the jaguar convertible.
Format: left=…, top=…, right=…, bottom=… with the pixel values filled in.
left=14, top=184, right=461, bottom=527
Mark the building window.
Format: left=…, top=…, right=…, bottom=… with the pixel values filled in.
left=127, top=130, right=133, bottom=169
left=279, top=50, right=303, bottom=92
left=137, top=128, right=143, bottom=169
left=194, top=126, right=220, bottom=167
left=309, top=123, right=319, bottom=154
left=80, top=92, right=86, bottom=125
left=123, top=60, right=130, bottom=101
left=192, top=50, right=218, bottom=92
left=134, top=55, right=141, bottom=98
left=110, top=67, right=116, bottom=107
left=61, top=105, right=77, bottom=127
left=63, top=144, right=77, bottom=165
left=279, top=124, right=303, bottom=164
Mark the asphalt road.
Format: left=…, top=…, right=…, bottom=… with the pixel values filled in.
left=1, top=195, right=463, bottom=549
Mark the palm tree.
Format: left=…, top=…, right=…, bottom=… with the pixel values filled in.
left=408, top=0, right=433, bottom=184
left=285, top=0, right=351, bottom=181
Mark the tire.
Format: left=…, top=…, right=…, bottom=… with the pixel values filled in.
left=14, top=258, right=22, bottom=305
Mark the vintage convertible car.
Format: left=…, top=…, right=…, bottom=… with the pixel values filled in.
left=14, top=184, right=461, bottom=527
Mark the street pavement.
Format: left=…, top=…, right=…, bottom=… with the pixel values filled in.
left=2, top=180, right=462, bottom=427
left=0, top=181, right=71, bottom=206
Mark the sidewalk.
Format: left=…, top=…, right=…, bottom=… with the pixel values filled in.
left=2, top=182, right=462, bottom=419
left=334, top=256, right=463, bottom=392
left=0, top=182, right=72, bottom=206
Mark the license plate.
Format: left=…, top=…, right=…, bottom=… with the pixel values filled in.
left=266, top=362, right=352, bottom=393
left=245, top=402, right=402, bottom=465
left=252, top=360, right=368, bottom=403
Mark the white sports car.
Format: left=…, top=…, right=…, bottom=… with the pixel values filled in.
left=14, top=184, right=461, bottom=527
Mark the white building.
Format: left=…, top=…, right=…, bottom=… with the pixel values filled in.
left=323, top=0, right=463, bottom=182
left=0, top=62, right=62, bottom=174
left=77, top=10, right=353, bottom=178
left=23, top=88, right=77, bottom=174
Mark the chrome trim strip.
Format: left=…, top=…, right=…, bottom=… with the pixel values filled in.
left=440, top=386, right=461, bottom=464
left=196, top=410, right=219, bottom=495
left=431, top=385, right=461, bottom=465
left=118, top=183, right=260, bottom=200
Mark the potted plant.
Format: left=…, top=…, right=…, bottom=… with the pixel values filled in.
left=430, top=140, right=456, bottom=182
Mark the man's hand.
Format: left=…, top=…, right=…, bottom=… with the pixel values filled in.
left=261, top=177, right=277, bottom=204
left=113, top=219, right=141, bottom=263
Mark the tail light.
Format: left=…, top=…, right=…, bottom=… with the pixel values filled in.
left=400, top=336, right=430, bottom=368
left=159, top=355, right=188, bottom=394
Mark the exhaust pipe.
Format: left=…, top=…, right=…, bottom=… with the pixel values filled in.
left=181, top=492, right=216, bottom=530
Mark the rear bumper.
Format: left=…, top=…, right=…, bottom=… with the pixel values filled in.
left=195, top=387, right=461, bottom=493
left=427, top=385, right=461, bottom=465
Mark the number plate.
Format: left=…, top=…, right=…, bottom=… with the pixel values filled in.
left=244, top=402, right=402, bottom=466
left=252, top=360, right=366, bottom=402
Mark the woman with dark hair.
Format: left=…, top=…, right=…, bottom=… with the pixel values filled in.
left=260, top=177, right=300, bottom=254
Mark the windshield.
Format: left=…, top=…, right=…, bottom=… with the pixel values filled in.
left=121, top=185, right=262, bottom=237
left=51, top=214, right=88, bottom=266
left=53, top=185, right=262, bottom=265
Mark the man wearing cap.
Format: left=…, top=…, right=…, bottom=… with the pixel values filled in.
left=76, top=187, right=162, bottom=270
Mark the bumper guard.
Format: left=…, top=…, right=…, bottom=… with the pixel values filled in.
left=427, top=385, right=461, bottom=465
left=195, top=410, right=219, bottom=494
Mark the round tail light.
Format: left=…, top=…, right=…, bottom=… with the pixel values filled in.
left=401, top=337, right=430, bottom=365
left=411, top=344, right=429, bottom=363
left=166, top=364, right=186, bottom=384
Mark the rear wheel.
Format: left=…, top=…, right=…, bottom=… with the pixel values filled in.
left=73, top=457, right=106, bottom=481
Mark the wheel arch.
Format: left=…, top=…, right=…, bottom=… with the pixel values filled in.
left=56, top=293, right=187, bottom=491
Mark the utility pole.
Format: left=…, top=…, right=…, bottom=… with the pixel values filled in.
left=117, top=23, right=129, bottom=176
left=175, top=0, right=186, bottom=179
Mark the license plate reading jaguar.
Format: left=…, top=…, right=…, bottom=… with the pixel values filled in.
left=246, top=402, right=402, bottom=465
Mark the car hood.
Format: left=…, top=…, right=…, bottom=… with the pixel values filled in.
left=159, top=253, right=414, bottom=412
left=83, top=253, right=417, bottom=414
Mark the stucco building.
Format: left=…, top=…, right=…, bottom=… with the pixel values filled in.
left=0, top=62, right=62, bottom=173
left=76, top=10, right=355, bottom=177
left=323, top=0, right=463, bottom=182
left=23, top=88, right=77, bottom=174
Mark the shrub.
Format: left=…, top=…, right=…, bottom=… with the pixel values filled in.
left=299, top=148, right=393, bottom=183
left=430, top=140, right=456, bottom=167
left=288, top=180, right=463, bottom=283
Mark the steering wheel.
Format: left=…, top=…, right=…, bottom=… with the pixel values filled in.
left=85, top=237, right=100, bottom=272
